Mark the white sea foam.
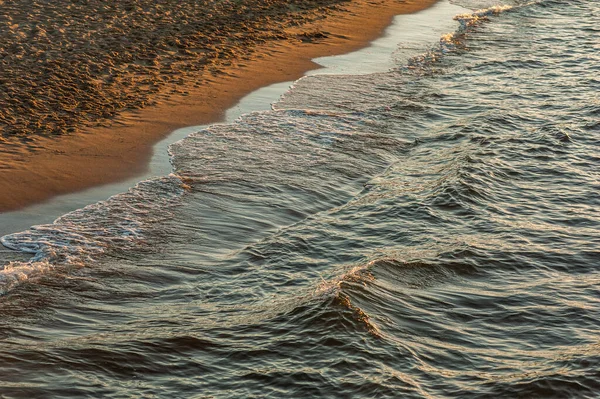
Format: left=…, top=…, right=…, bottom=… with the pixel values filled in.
left=406, top=4, right=515, bottom=73
left=0, top=175, right=185, bottom=293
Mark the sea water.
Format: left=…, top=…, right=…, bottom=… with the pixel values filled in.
left=0, top=0, right=599, bottom=397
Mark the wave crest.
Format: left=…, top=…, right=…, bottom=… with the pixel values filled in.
left=0, top=175, right=185, bottom=294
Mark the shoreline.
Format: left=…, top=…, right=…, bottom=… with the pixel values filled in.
left=0, top=0, right=438, bottom=213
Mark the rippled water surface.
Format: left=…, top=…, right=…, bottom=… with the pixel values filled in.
left=1, top=0, right=599, bottom=397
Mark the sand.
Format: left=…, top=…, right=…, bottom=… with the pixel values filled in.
left=0, top=0, right=438, bottom=212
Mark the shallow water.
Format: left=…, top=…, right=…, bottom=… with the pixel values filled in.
left=1, top=0, right=599, bottom=397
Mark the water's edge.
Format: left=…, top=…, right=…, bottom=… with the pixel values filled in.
left=0, top=1, right=465, bottom=238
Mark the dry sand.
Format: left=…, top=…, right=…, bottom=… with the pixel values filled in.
left=0, top=0, right=438, bottom=212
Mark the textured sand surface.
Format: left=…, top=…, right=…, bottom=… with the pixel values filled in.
left=0, top=0, right=347, bottom=138
left=0, top=0, right=438, bottom=212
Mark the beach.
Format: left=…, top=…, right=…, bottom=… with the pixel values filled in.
left=1, top=0, right=599, bottom=397
left=0, top=0, right=437, bottom=212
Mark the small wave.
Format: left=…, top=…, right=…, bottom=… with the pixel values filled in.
left=301, top=264, right=381, bottom=337
left=0, top=175, right=185, bottom=294
left=454, top=5, right=514, bottom=29
left=312, top=264, right=374, bottom=300
left=406, top=4, right=515, bottom=74
left=0, top=260, right=54, bottom=295
left=443, top=5, right=514, bottom=49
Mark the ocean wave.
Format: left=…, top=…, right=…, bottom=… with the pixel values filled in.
left=0, top=175, right=185, bottom=294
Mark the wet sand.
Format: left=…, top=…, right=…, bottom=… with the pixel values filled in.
left=0, top=0, right=438, bottom=212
